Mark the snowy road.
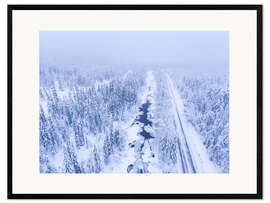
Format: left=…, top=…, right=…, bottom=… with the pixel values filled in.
left=165, top=73, right=218, bottom=173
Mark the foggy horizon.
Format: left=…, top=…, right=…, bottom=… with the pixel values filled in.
left=40, top=31, right=229, bottom=75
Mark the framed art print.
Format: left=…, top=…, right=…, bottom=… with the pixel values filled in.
left=8, top=4, right=263, bottom=199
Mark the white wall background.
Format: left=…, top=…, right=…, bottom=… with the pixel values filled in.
left=0, top=0, right=267, bottom=201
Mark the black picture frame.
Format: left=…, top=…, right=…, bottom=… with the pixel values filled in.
left=7, top=4, right=263, bottom=199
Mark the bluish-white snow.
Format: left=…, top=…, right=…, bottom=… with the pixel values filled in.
left=39, top=31, right=229, bottom=174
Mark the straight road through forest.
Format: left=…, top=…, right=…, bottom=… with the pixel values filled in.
left=165, top=73, right=218, bottom=173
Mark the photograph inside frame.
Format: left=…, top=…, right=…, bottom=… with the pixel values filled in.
left=39, top=31, right=230, bottom=174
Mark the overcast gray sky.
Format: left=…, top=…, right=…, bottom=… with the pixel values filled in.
left=40, top=31, right=229, bottom=75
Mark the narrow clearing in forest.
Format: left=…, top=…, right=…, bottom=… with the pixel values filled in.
left=165, top=73, right=218, bottom=173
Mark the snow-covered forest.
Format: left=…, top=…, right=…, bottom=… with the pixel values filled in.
left=40, top=66, right=229, bottom=173
left=40, top=65, right=145, bottom=173
left=40, top=30, right=229, bottom=174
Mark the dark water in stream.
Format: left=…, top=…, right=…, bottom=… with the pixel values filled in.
left=134, top=99, right=154, bottom=139
left=127, top=98, right=155, bottom=173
